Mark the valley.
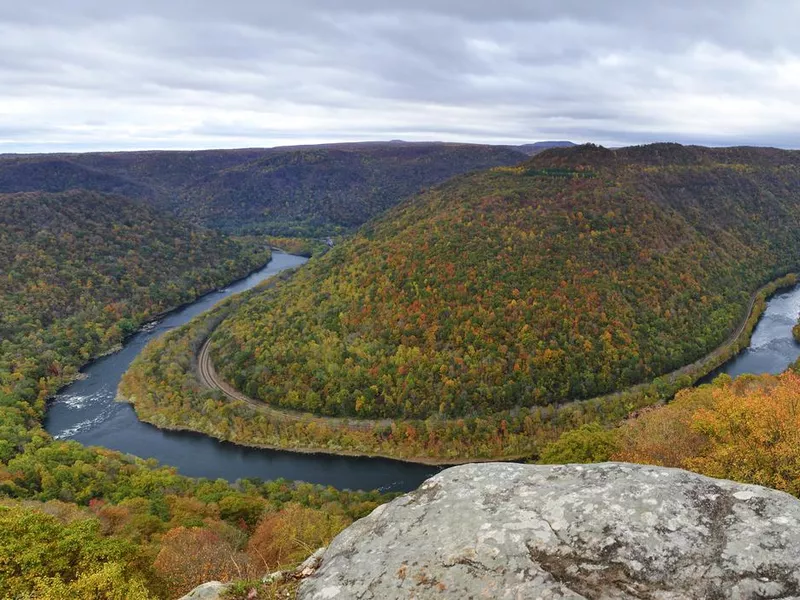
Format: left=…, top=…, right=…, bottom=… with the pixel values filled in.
left=125, top=144, right=800, bottom=461
left=6, top=4, right=800, bottom=597
left=7, top=141, right=800, bottom=598
left=45, top=253, right=437, bottom=491
left=117, top=143, right=800, bottom=464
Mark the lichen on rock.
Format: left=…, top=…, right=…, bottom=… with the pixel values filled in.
left=300, top=462, right=800, bottom=599
left=178, top=581, right=230, bottom=600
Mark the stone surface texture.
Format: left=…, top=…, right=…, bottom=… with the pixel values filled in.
left=299, top=462, right=800, bottom=600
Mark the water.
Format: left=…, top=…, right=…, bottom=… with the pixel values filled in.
left=703, top=284, right=800, bottom=381
left=44, top=252, right=439, bottom=492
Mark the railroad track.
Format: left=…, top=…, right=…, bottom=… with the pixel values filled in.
left=197, top=337, right=386, bottom=430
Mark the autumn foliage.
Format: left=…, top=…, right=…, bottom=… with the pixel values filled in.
left=0, top=189, right=269, bottom=462
left=0, top=188, right=394, bottom=599
left=211, top=144, right=800, bottom=423
left=614, top=371, right=800, bottom=497
left=153, top=526, right=245, bottom=594
left=0, top=143, right=526, bottom=237
left=246, top=503, right=349, bottom=571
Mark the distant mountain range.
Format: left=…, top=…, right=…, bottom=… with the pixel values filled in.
left=0, top=141, right=542, bottom=236
left=0, top=141, right=580, bottom=235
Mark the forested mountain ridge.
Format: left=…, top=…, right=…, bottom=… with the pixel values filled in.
left=0, top=142, right=526, bottom=236
left=177, top=143, right=528, bottom=235
left=207, top=143, right=800, bottom=421
left=514, top=140, right=577, bottom=155
left=0, top=158, right=154, bottom=199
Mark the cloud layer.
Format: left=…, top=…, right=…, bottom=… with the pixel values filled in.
left=2, top=1, right=799, bottom=152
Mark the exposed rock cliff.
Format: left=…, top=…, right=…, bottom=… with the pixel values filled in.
left=300, top=463, right=800, bottom=599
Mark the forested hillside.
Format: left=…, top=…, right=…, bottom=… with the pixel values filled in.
left=208, top=144, right=800, bottom=422
left=0, top=189, right=269, bottom=459
left=0, top=142, right=525, bottom=236
left=0, top=142, right=524, bottom=597
left=178, top=143, right=527, bottom=235
left=537, top=361, right=800, bottom=500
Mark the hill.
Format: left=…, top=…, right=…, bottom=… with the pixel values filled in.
left=0, top=143, right=526, bottom=236
left=177, top=143, right=528, bottom=236
left=0, top=157, right=153, bottom=199
left=206, top=143, right=800, bottom=422
left=515, top=140, right=577, bottom=155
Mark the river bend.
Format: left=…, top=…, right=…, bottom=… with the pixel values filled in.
left=44, top=253, right=439, bottom=492
left=45, top=254, right=800, bottom=491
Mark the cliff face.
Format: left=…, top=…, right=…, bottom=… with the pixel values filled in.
left=300, top=463, right=800, bottom=599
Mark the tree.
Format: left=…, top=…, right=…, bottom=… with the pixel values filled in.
left=538, top=423, right=618, bottom=464
left=153, top=527, right=245, bottom=597
left=247, top=504, right=349, bottom=572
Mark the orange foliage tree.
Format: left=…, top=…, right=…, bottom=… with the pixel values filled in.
left=614, top=372, right=800, bottom=497
left=247, top=504, right=349, bottom=572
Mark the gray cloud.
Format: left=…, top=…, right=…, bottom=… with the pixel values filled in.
left=1, top=1, right=800, bottom=152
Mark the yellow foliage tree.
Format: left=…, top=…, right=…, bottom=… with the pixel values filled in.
left=614, top=372, right=800, bottom=497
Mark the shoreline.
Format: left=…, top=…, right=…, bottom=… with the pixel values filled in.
left=46, top=251, right=273, bottom=404
left=562, top=271, right=800, bottom=414
left=141, top=250, right=276, bottom=325
left=111, top=405, right=529, bottom=466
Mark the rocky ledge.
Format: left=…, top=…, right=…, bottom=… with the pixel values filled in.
left=300, top=462, right=800, bottom=599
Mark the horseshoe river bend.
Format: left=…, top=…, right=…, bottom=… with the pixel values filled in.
left=44, top=253, right=800, bottom=492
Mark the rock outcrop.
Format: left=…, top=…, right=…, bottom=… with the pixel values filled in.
left=300, top=463, right=800, bottom=599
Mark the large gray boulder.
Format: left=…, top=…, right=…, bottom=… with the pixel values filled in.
left=300, top=463, right=800, bottom=599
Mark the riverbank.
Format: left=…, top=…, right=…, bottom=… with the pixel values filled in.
left=52, top=254, right=449, bottom=492
left=111, top=410, right=529, bottom=466
left=119, top=264, right=800, bottom=464
left=45, top=250, right=273, bottom=405
left=119, top=269, right=534, bottom=463
left=578, top=271, right=799, bottom=417
left=141, top=249, right=275, bottom=325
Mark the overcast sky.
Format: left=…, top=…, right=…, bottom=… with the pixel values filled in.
left=2, top=0, right=799, bottom=152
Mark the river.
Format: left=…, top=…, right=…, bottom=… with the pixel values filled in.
left=44, top=252, right=440, bottom=492
left=44, top=255, right=800, bottom=492
left=701, top=284, right=800, bottom=382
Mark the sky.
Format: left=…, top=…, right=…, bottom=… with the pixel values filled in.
left=2, top=0, right=800, bottom=153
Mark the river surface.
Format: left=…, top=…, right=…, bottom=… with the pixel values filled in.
left=44, top=252, right=439, bottom=492
left=702, top=284, right=800, bottom=382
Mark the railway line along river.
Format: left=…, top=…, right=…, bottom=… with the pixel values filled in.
left=700, top=282, right=800, bottom=382
left=44, top=251, right=800, bottom=492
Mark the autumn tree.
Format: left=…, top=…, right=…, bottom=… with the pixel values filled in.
left=247, top=504, right=349, bottom=572
left=153, top=526, right=248, bottom=597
